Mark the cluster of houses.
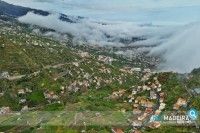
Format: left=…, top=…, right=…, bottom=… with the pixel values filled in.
left=110, top=69, right=167, bottom=131
left=119, top=67, right=153, bottom=76
left=98, top=55, right=116, bottom=65
left=114, top=48, right=160, bottom=69
left=99, top=67, right=112, bottom=74
left=111, top=89, right=126, bottom=99
left=173, top=98, right=188, bottom=110
left=17, top=88, right=32, bottom=106
left=111, top=128, right=142, bottom=133
left=73, top=43, right=160, bottom=72
left=18, top=88, right=32, bottom=95
left=0, top=21, right=59, bottom=49
left=77, top=51, right=90, bottom=58
left=120, top=67, right=142, bottom=74
left=67, top=80, right=91, bottom=93
left=0, top=26, right=19, bottom=36
left=49, top=55, right=133, bottom=95
left=43, top=91, right=59, bottom=102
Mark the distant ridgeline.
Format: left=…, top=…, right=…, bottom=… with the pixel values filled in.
left=191, top=67, right=200, bottom=75
left=0, top=0, right=81, bottom=23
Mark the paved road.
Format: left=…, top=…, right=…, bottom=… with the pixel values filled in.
left=6, top=63, right=71, bottom=80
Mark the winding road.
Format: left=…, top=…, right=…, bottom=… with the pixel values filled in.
left=6, top=63, right=69, bottom=80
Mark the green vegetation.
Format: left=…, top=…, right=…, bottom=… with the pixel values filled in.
left=144, top=126, right=197, bottom=133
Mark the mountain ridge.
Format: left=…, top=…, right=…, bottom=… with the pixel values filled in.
left=0, top=0, right=84, bottom=23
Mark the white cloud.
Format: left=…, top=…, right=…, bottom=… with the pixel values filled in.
left=18, top=12, right=156, bottom=46
left=18, top=12, right=200, bottom=73
left=150, top=22, right=200, bottom=73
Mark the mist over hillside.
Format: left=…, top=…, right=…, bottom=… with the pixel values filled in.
left=16, top=12, right=200, bottom=73
left=1, top=0, right=199, bottom=73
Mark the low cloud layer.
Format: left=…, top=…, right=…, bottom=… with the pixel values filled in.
left=18, top=12, right=200, bottom=73
left=150, top=22, right=200, bottom=72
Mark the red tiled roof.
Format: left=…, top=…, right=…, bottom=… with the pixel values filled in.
left=135, top=130, right=141, bottom=133
left=112, top=128, right=124, bottom=133
left=145, top=108, right=153, bottom=114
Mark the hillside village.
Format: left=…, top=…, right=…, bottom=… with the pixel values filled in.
left=0, top=15, right=200, bottom=133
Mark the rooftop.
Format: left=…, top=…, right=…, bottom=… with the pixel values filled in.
left=194, top=88, right=200, bottom=94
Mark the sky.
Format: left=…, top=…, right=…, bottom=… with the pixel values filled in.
left=3, top=0, right=200, bottom=25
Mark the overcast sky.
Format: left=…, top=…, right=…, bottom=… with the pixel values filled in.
left=2, top=0, right=200, bottom=25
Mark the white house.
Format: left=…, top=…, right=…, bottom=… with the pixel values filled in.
left=132, top=121, right=142, bottom=127
left=0, top=71, right=9, bottom=78
left=131, top=68, right=141, bottom=72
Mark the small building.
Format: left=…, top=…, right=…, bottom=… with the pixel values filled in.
left=128, top=94, right=135, bottom=99
left=21, top=105, right=29, bottom=111
left=159, top=98, right=164, bottom=103
left=135, top=100, right=139, bottom=104
left=133, top=104, right=139, bottom=108
left=73, top=62, right=79, bottom=67
left=0, top=106, right=10, bottom=114
left=157, top=88, right=162, bottom=92
left=111, top=92, right=119, bottom=99
left=144, top=68, right=151, bottom=73
left=133, top=108, right=142, bottom=115
left=132, top=120, right=142, bottom=127
left=132, top=90, right=137, bottom=95
left=138, top=114, right=146, bottom=120
left=159, top=93, right=165, bottom=98
left=141, top=101, right=154, bottom=108
left=131, top=68, right=141, bottom=72
left=135, top=130, right=142, bottom=133
left=18, top=89, right=25, bottom=95
left=140, top=100, right=146, bottom=105
left=25, top=88, right=32, bottom=93
left=19, top=99, right=26, bottom=104
left=193, top=88, right=200, bottom=95
left=78, top=51, right=89, bottom=58
left=150, top=91, right=157, bottom=100
left=155, top=110, right=161, bottom=116
left=149, top=122, right=161, bottom=129
left=159, top=103, right=166, bottom=110
left=177, top=98, right=187, bottom=106
left=104, top=57, right=113, bottom=65
left=111, top=128, right=124, bottom=133
left=121, top=109, right=126, bottom=113
left=145, top=108, right=153, bottom=114
left=0, top=92, right=4, bottom=97
left=0, top=71, right=9, bottom=78
left=118, top=89, right=126, bottom=94
left=52, top=73, right=59, bottom=81
left=142, top=85, right=148, bottom=91
left=173, top=103, right=180, bottom=110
